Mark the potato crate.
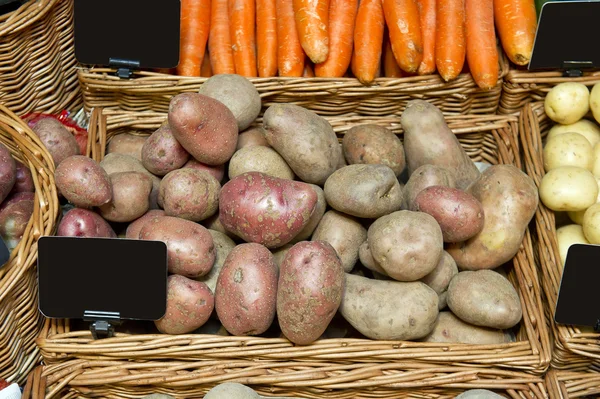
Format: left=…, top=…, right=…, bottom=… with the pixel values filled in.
left=545, top=369, right=600, bottom=399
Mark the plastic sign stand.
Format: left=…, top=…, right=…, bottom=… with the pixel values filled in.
left=0, top=237, right=9, bottom=268
left=37, top=237, right=168, bottom=339
left=529, top=1, right=600, bottom=75
left=555, top=244, right=600, bottom=330
left=74, top=0, right=181, bottom=77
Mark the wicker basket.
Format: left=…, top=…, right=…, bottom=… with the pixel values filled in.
left=0, top=105, right=59, bottom=384
left=546, top=369, right=600, bottom=399
left=0, top=0, right=80, bottom=115
left=520, top=102, right=600, bottom=371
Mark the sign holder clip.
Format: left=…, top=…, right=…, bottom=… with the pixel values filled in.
left=83, top=310, right=122, bottom=339
left=109, top=58, right=140, bottom=79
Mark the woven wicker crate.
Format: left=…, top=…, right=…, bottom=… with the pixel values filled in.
left=546, top=369, right=600, bottom=399
left=0, top=105, right=60, bottom=385
left=0, top=0, right=80, bottom=115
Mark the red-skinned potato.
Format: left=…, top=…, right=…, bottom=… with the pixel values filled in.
left=277, top=241, right=345, bottom=345
left=219, top=172, right=318, bottom=248
left=183, top=159, right=226, bottom=182
left=139, top=216, right=216, bottom=278
left=168, top=93, right=239, bottom=165
left=32, top=118, right=80, bottom=166
left=125, top=209, right=166, bottom=239
left=55, top=156, right=112, bottom=208
left=57, top=208, right=117, bottom=238
left=98, top=172, right=153, bottom=223
left=215, top=243, right=278, bottom=336
left=0, top=192, right=34, bottom=250
left=141, top=123, right=190, bottom=176
left=155, top=275, right=214, bottom=334
left=402, top=165, right=456, bottom=210
left=0, top=143, right=16, bottom=203
left=11, top=161, right=34, bottom=193
left=159, top=169, right=221, bottom=222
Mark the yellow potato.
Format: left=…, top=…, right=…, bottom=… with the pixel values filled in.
left=544, top=82, right=590, bottom=125
left=556, top=224, right=589, bottom=266
left=543, top=133, right=593, bottom=172
left=567, top=177, right=600, bottom=224
left=592, top=143, right=600, bottom=177
left=583, top=203, right=600, bottom=244
left=539, top=166, right=598, bottom=211
left=548, top=119, right=600, bottom=147
left=590, top=83, right=600, bottom=125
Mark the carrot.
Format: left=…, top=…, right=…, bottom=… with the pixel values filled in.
left=417, top=0, right=436, bottom=75
left=352, top=0, right=385, bottom=84
left=293, top=0, right=330, bottom=64
left=177, top=0, right=212, bottom=77
left=257, top=0, right=278, bottom=76
left=494, top=0, right=537, bottom=66
left=201, top=50, right=213, bottom=77
left=303, top=61, right=315, bottom=77
left=229, top=0, right=257, bottom=76
left=383, top=37, right=403, bottom=77
left=314, top=0, right=358, bottom=77
left=209, top=0, right=235, bottom=74
left=277, top=0, right=305, bottom=76
left=466, top=0, right=498, bottom=89
left=382, top=0, right=423, bottom=74
left=435, top=0, right=466, bottom=81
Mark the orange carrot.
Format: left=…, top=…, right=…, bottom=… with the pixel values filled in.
left=293, top=0, right=330, bottom=64
left=435, top=0, right=465, bottom=81
left=229, top=0, right=257, bottom=76
left=383, top=37, right=403, bottom=77
left=382, top=0, right=423, bottom=73
left=257, top=0, right=278, bottom=76
left=209, top=0, right=235, bottom=74
left=303, top=62, right=315, bottom=77
left=277, top=0, right=305, bottom=76
left=494, top=0, right=537, bottom=66
left=352, top=0, right=385, bottom=84
left=177, top=0, right=212, bottom=77
left=466, top=0, right=498, bottom=89
left=314, top=0, right=358, bottom=77
left=417, top=0, right=436, bottom=75
left=201, top=50, right=213, bottom=77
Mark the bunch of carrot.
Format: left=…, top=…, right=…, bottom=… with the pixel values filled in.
left=175, top=0, right=537, bottom=89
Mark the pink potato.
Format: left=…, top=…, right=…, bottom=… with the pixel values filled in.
left=98, top=172, right=153, bottom=223
left=0, top=192, right=34, bottom=250
left=219, top=172, right=318, bottom=248
left=32, top=118, right=80, bottom=166
left=168, top=93, right=239, bottom=165
left=183, top=159, right=226, bottom=182
left=141, top=123, right=190, bottom=176
left=155, top=275, right=214, bottom=334
left=57, top=208, right=117, bottom=238
left=55, top=155, right=112, bottom=208
left=0, top=143, right=16, bottom=203
left=237, top=127, right=271, bottom=150
left=277, top=241, right=345, bottom=345
left=215, top=243, right=278, bottom=336
left=125, top=209, right=166, bottom=239
left=139, top=216, right=216, bottom=278
left=11, top=161, right=34, bottom=193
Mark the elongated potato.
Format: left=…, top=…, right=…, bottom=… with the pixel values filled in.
left=422, top=312, right=514, bottom=344
left=197, top=230, right=236, bottom=293
left=32, top=118, right=80, bottom=166
left=358, top=240, right=386, bottom=275
left=403, top=164, right=456, bottom=210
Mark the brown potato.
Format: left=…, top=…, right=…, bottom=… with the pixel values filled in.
left=402, top=164, right=456, bottom=210
left=11, top=161, right=34, bottom=193
left=277, top=241, right=345, bottom=345
left=263, top=104, right=340, bottom=185
left=168, top=93, right=239, bottom=165
left=155, top=275, right=214, bottom=334
left=0, top=192, right=34, bottom=250
left=271, top=243, right=293, bottom=271
left=197, top=229, right=236, bottom=293
left=55, top=155, right=112, bottom=208
left=98, top=172, right=153, bottom=223
left=414, top=186, right=484, bottom=243
left=142, top=123, right=190, bottom=176
left=32, top=118, right=80, bottom=166
left=125, top=209, right=166, bottom=239
left=140, top=216, right=216, bottom=278
left=229, top=146, right=294, bottom=180
left=422, top=312, right=514, bottom=344
left=324, top=164, right=403, bottom=218
left=420, top=252, right=458, bottom=310
left=358, top=240, right=386, bottom=275
left=337, top=143, right=348, bottom=170
left=183, top=159, right=226, bottom=182
left=159, top=169, right=221, bottom=222
left=237, top=127, right=270, bottom=150
left=368, top=210, right=444, bottom=281
left=202, top=213, right=239, bottom=240
left=57, top=208, right=116, bottom=238
left=311, top=210, right=367, bottom=272
left=342, top=124, right=406, bottom=176
left=215, top=243, right=278, bottom=336
left=446, top=165, right=538, bottom=270
left=107, top=133, right=147, bottom=161
left=0, top=143, right=16, bottom=203
left=401, top=100, right=480, bottom=190
left=291, top=184, right=326, bottom=242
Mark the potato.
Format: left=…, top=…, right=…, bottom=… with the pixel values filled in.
left=340, top=274, right=438, bottom=340
left=311, top=210, right=367, bottom=272
left=0, top=143, right=16, bottom=203
left=228, top=146, right=294, bottom=180
left=277, top=241, right=345, bottom=345
left=107, top=133, right=147, bottom=161
left=215, top=243, right=278, bottom=336
left=583, top=203, right=600, bottom=244
left=336, top=143, right=347, bottom=170
left=237, top=127, right=270, bottom=150
left=544, top=132, right=593, bottom=172
left=198, top=74, right=262, bottom=131
left=420, top=252, right=458, bottom=310
left=540, top=166, right=598, bottom=212
left=204, top=383, right=259, bottom=399
left=271, top=244, right=293, bottom=271
left=447, top=270, right=522, bottom=329
left=140, top=216, right=215, bottom=278
left=548, top=119, right=600, bottom=147
left=55, top=156, right=112, bottom=208
left=414, top=186, right=484, bottom=243
left=591, top=83, right=600, bottom=125
left=263, top=104, right=340, bottom=185
left=159, top=169, right=221, bottom=222
left=342, top=124, right=406, bottom=176
left=197, top=229, right=236, bottom=293
left=155, top=275, right=214, bottom=334
left=556, top=224, right=589, bottom=266
left=368, top=210, right=444, bottom=281
left=0, top=192, right=33, bottom=250
left=11, top=161, right=34, bottom=193
left=98, top=172, right=153, bottom=223
left=202, top=213, right=238, bottom=240
left=447, top=165, right=538, bottom=270
left=568, top=177, right=600, bottom=224
left=456, top=390, right=505, bottom=399
left=401, top=100, right=480, bottom=190
left=32, top=118, right=80, bottom=166
left=422, top=312, right=514, bottom=344
left=168, top=92, right=239, bottom=165
left=402, top=164, right=456, bottom=210
left=57, top=208, right=116, bottom=238
left=324, top=164, right=403, bottom=218
left=142, top=123, right=190, bottom=176
left=358, top=240, right=386, bottom=275
left=183, top=159, right=226, bottom=182
left=544, top=82, right=590, bottom=125
left=125, top=209, right=166, bottom=239
left=220, top=172, right=318, bottom=248
left=292, top=184, right=326, bottom=242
